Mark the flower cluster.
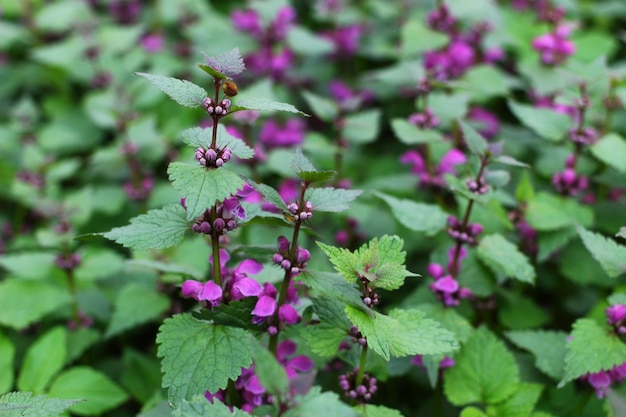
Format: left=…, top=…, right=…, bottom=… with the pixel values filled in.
left=251, top=281, right=301, bottom=333
left=259, top=118, right=306, bottom=149
left=194, top=144, right=233, bottom=169
left=201, top=97, right=232, bottom=118
left=55, top=252, right=81, bottom=271
left=532, top=24, right=575, bottom=66
left=408, top=108, right=440, bottom=129
left=401, top=148, right=466, bottom=189
left=191, top=197, right=245, bottom=236
left=272, top=236, right=310, bottom=277
left=582, top=364, right=626, bottom=399
left=427, top=261, right=472, bottom=307
left=446, top=216, right=484, bottom=247
left=338, top=368, right=377, bottom=403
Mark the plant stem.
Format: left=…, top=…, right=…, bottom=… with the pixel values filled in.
left=211, top=205, right=222, bottom=286
left=571, top=388, right=592, bottom=417
left=355, top=344, right=368, bottom=386
left=65, top=268, right=80, bottom=322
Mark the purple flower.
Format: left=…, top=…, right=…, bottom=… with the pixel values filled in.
left=277, top=340, right=314, bottom=379
left=438, top=149, right=467, bottom=174
left=400, top=148, right=466, bottom=189
left=181, top=279, right=222, bottom=307
left=323, top=24, right=364, bottom=56
left=532, top=24, right=575, bottom=66
left=607, top=304, right=626, bottom=325
left=140, top=33, right=164, bottom=53
left=467, top=107, right=500, bottom=139
left=252, top=295, right=277, bottom=318
left=231, top=9, right=262, bottom=37
left=279, top=304, right=301, bottom=325
left=586, top=371, right=611, bottom=398
left=259, top=118, right=305, bottom=149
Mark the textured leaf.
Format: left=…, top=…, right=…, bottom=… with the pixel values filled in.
left=444, top=326, right=519, bottom=406
left=299, top=271, right=365, bottom=311
left=391, top=118, right=443, bottom=144
left=590, top=133, right=626, bottom=173
left=136, top=73, right=207, bottom=108
left=157, top=314, right=254, bottom=404
left=290, top=148, right=316, bottom=173
left=526, top=193, right=594, bottom=231
left=173, top=397, right=250, bottom=417
left=345, top=306, right=458, bottom=360
left=560, top=318, right=626, bottom=385
left=248, top=180, right=289, bottom=212
left=417, top=304, right=473, bottom=344
left=232, top=98, right=308, bottom=115
left=506, top=330, right=567, bottom=380
left=120, top=349, right=161, bottom=404
left=0, top=280, right=71, bottom=330
left=0, top=252, right=55, bottom=280
left=106, top=283, right=170, bottom=337
left=305, top=187, right=362, bottom=212
left=342, top=109, right=381, bottom=144
left=355, top=404, right=405, bottom=417
left=103, top=204, right=188, bottom=251
left=192, top=297, right=260, bottom=332
left=0, top=331, right=14, bottom=394
left=301, top=91, right=338, bottom=122
left=459, top=120, right=488, bottom=155
left=0, top=392, right=80, bottom=417
left=168, top=162, right=245, bottom=221
left=491, top=383, right=543, bottom=417
left=577, top=226, right=626, bottom=278
left=200, top=48, right=245, bottom=78
left=18, top=327, right=67, bottom=394
left=66, top=329, right=100, bottom=365
left=252, top=345, right=289, bottom=396
left=283, top=386, right=358, bottom=417
left=477, top=234, right=536, bottom=284
left=180, top=126, right=254, bottom=159
left=48, top=367, right=128, bottom=415
left=299, top=170, right=336, bottom=184
left=375, top=192, right=448, bottom=235
left=301, top=298, right=351, bottom=357
left=496, top=155, right=530, bottom=168
left=508, top=101, right=571, bottom=141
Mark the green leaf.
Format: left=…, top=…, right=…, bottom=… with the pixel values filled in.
left=508, top=101, right=571, bottom=141
left=299, top=271, right=365, bottom=311
left=355, top=404, right=405, bottom=417
left=252, top=345, right=289, bottom=396
left=305, top=187, right=362, bottom=212
left=560, top=318, right=626, bottom=386
left=284, top=386, right=359, bottom=417
left=0, top=392, right=80, bottom=417
left=0, top=331, right=15, bottom=394
left=525, top=193, right=593, bottom=231
left=120, top=349, right=162, bottom=404
left=417, top=304, right=473, bottom=344
left=617, top=227, right=626, bottom=240
left=458, top=66, right=512, bottom=101
left=460, top=407, right=488, bottom=417
left=66, top=328, right=100, bottom=365
left=345, top=306, right=458, bottom=361
left=0, top=252, right=55, bottom=280
left=157, top=314, right=254, bottom=404
left=499, top=295, right=549, bottom=330
left=301, top=298, right=351, bottom=358
left=496, top=155, right=530, bottom=168
left=180, top=126, right=254, bottom=159
left=48, top=367, right=128, bottom=415
left=136, top=73, right=207, bottom=108
left=299, top=170, right=336, bottom=184
left=577, top=226, right=626, bottom=278
left=401, top=18, right=448, bottom=56
left=0, top=280, right=71, bottom=330
left=173, top=397, right=250, bottom=417
left=506, top=330, right=568, bottom=380
left=106, top=283, right=170, bottom=337
left=444, top=326, right=519, bottom=406
left=491, top=383, right=543, bottom=417
left=168, top=162, right=246, bottom=221
left=103, top=204, right=188, bottom=251
left=459, top=120, right=488, bottom=155
left=200, top=48, right=246, bottom=79
left=342, top=109, right=381, bottom=144
left=590, top=133, right=626, bottom=173
left=191, top=298, right=260, bottom=332
left=248, top=180, right=289, bottom=213
left=287, top=27, right=335, bottom=56
left=291, top=148, right=316, bottom=173
left=374, top=192, right=448, bottom=235
left=515, top=170, right=534, bottom=203
left=476, top=234, right=536, bottom=284
left=18, top=327, right=67, bottom=394
left=232, top=98, right=308, bottom=115
left=301, top=91, right=339, bottom=122
left=391, top=119, right=443, bottom=145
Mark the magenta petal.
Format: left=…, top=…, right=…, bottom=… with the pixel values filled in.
left=277, top=339, right=297, bottom=361
left=438, top=149, right=466, bottom=174
left=245, top=374, right=266, bottom=395
left=278, top=304, right=301, bottom=325
left=199, top=281, right=223, bottom=302
left=236, top=259, right=264, bottom=276
left=400, top=150, right=425, bottom=172
left=181, top=280, right=203, bottom=299
left=233, top=278, right=264, bottom=298
left=252, top=295, right=276, bottom=317
left=287, top=355, right=314, bottom=373
left=433, top=276, right=459, bottom=294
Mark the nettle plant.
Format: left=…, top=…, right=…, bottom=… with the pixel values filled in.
left=86, top=48, right=458, bottom=416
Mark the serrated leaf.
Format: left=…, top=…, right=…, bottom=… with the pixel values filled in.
left=200, top=48, right=245, bottom=78
left=18, top=327, right=67, bottom=394
left=590, top=133, right=626, bottom=173
left=305, top=187, right=362, bottom=212
left=609, top=294, right=626, bottom=306
left=299, top=170, right=336, bottom=184
left=252, top=344, right=289, bottom=396
left=299, top=270, right=365, bottom=311
left=526, top=193, right=593, bottom=231
left=417, top=304, right=473, bottom=344
left=103, top=204, right=188, bottom=251
left=560, top=318, right=626, bottom=385
left=345, top=306, right=458, bottom=361
left=168, top=162, right=246, bottom=221
left=173, top=397, right=250, bottom=417
left=48, top=367, right=128, bottom=415
left=248, top=180, right=289, bottom=213
left=508, top=101, right=571, bottom=141
left=491, top=383, right=543, bottom=417
left=136, top=73, right=207, bottom=108
left=302, top=298, right=351, bottom=358
left=577, top=227, right=626, bottom=278
left=0, top=252, right=55, bottom=280
left=157, top=314, right=254, bottom=404
left=459, top=120, right=488, bottom=155
left=342, top=109, right=381, bottom=144
left=506, top=330, right=568, bottom=380
left=477, top=234, right=536, bottom=284
left=106, top=284, right=170, bottom=337
left=375, top=192, right=448, bottom=235
left=232, top=98, right=308, bottom=115
left=0, top=280, right=71, bottom=330
left=444, top=326, right=519, bottom=406
left=0, top=392, right=80, bottom=417
left=284, top=386, right=358, bottom=417
left=290, top=148, right=316, bottom=173
left=390, top=119, right=443, bottom=144
left=301, top=91, right=339, bottom=122
left=0, top=331, right=15, bottom=394
left=355, top=404, right=405, bottom=417
left=180, top=126, right=254, bottom=159
left=192, top=298, right=260, bottom=331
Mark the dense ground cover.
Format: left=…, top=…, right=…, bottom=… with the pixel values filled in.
left=1, top=0, right=626, bottom=416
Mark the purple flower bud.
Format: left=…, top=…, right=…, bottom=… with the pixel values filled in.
left=192, top=223, right=202, bottom=233
left=221, top=148, right=232, bottom=161
left=295, top=248, right=311, bottom=264
left=198, top=158, right=207, bottom=166
left=363, top=297, right=372, bottom=306
left=468, top=223, right=484, bottom=236
left=299, top=212, right=308, bottom=221
left=226, top=220, right=237, bottom=230
left=203, top=97, right=212, bottom=108
left=290, top=267, right=300, bottom=275
left=207, top=106, right=214, bottom=114
left=195, top=150, right=204, bottom=160
left=182, top=280, right=204, bottom=299
left=561, top=168, right=577, bottom=186
left=213, top=218, right=225, bottom=232
left=607, top=304, right=626, bottom=325
left=339, top=379, right=350, bottom=390
left=273, top=253, right=284, bottom=264
left=200, top=221, right=211, bottom=234
left=268, top=325, right=278, bottom=335
left=277, top=236, right=290, bottom=253
left=281, top=259, right=292, bottom=270
left=278, top=304, right=301, bottom=325
left=288, top=203, right=299, bottom=214
left=222, top=99, right=231, bottom=109
left=304, top=201, right=313, bottom=210
left=427, top=263, right=445, bottom=279
left=215, top=106, right=223, bottom=115
left=205, top=148, right=217, bottom=162
left=215, top=158, right=224, bottom=167
left=356, top=385, right=367, bottom=396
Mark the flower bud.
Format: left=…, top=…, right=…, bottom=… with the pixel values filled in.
left=273, top=253, right=284, bottom=264
left=213, top=218, right=225, bottom=232
left=215, top=106, right=223, bottom=115
left=295, top=247, right=311, bottom=264
left=205, top=148, right=217, bottom=162
left=280, top=259, right=292, bottom=270
left=200, top=221, right=211, bottom=234
left=215, top=158, right=224, bottom=167
left=277, top=236, right=290, bottom=253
